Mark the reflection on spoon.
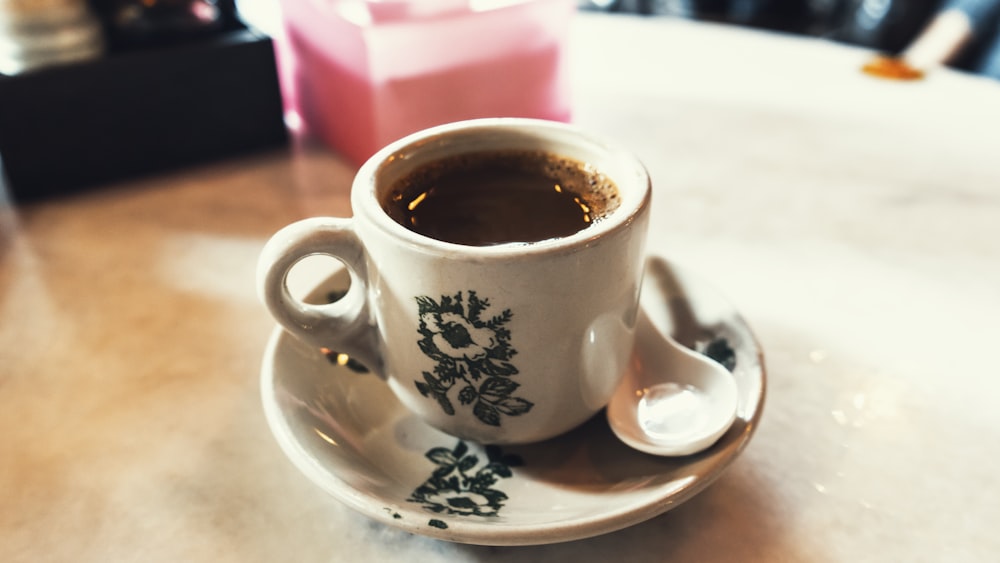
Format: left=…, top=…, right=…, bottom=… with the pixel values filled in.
left=607, top=310, right=738, bottom=457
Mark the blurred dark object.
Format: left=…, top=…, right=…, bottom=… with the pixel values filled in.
left=800, top=0, right=844, bottom=35
left=579, top=0, right=729, bottom=20
left=577, top=0, right=621, bottom=10
left=974, top=33, right=1000, bottom=75
left=90, top=0, right=242, bottom=51
left=651, top=1, right=730, bottom=21
left=0, top=27, right=287, bottom=202
left=828, top=0, right=939, bottom=53
left=938, top=0, right=1000, bottom=75
left=584, top=0, right=1000, bottom=79
left=584, top=0, right=959, bottom=48
left=726, top=0, right=809, bottom=31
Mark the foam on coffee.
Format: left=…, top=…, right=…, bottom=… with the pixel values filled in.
left=383, top=150, right=620, bottom=246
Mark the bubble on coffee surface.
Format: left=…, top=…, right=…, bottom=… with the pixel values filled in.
left=383, top=150, right=621, bottom=247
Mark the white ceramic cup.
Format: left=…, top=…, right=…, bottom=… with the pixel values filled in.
left=258, top=118, right=651, bottom=444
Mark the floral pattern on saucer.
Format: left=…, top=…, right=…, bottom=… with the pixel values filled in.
left=408, top=440, right=523, bottom=518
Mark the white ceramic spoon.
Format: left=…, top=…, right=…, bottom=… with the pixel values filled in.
left=607, top=310, right=739, bottom=457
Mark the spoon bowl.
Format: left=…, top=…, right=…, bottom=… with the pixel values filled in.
left=607, top=310, right=739, bottom=456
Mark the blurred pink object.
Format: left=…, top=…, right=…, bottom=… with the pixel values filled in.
left=275, top=0, right=575, bottom=165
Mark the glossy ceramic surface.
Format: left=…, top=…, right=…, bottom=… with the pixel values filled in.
left=607, top=302, right=740, bottom=457
left=258, top=118, right=652, bottom=445
left=260, top=257, right=765, bottom=545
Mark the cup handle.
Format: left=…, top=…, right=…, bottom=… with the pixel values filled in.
left=257, top=217, right=382, bottom=374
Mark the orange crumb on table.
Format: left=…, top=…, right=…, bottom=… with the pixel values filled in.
left=862, top=56, right=925, bottom=81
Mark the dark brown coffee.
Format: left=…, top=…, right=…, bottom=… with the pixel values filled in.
left=382, top=150, right=620, bottom=246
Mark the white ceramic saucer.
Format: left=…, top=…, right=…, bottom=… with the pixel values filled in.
left=260, top=256, right=766, bottom=546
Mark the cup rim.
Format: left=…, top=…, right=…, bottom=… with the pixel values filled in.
left=352, top=117, right=651, bottom=257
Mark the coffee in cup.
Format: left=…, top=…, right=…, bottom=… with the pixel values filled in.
left=382, top=149, right=620, bottom=246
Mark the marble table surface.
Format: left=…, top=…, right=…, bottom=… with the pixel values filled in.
left=3, top=12, right=1000, bottom=562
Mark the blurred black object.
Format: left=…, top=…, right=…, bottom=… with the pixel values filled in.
left=652, top=1, right=730, bottom=21
left=579, top=0, right=729, bottom=20
left=942, top=0, right=1000, bottom=75
left=827, top=0, right=939, bottom=53
left=0, top=28, right=287, bottom=202
left=579, top=0, right=1000, bottom=78
left=799, top=0, right=844, bottom=34
left=975, top=33, right=1000, bottom=75
left=580, top=0, right=934, bottom=37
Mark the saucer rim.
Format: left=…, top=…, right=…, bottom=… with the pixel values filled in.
left=259, top=260, right=767, bottom=545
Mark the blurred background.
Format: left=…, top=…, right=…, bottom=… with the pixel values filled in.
left=2, top=0, right=998, bottom=202
left=8, top=0, right=993, bottom=78
left=576, top=0, right=1000, bottom=77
